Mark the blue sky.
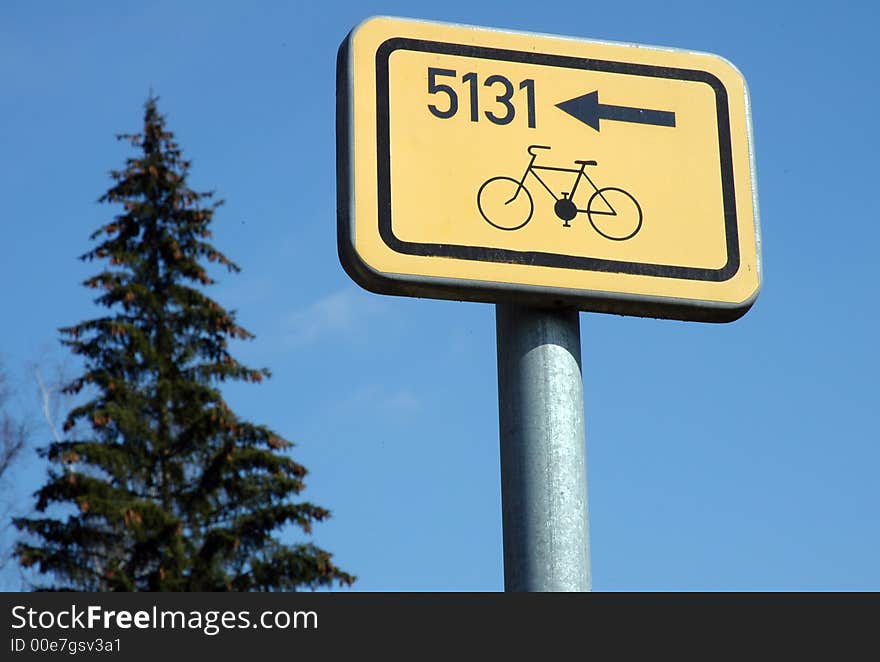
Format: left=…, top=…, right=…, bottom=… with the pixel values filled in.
left=1, top=0, right=878, bottom=591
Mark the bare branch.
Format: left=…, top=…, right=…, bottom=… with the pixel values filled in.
left=0, top=418, right=25, bottom=479
left=0, top=362, right=30, bottom=585
left=35, top=367, right=62, bottom=445
left=0, top=368, right=27, bottom=481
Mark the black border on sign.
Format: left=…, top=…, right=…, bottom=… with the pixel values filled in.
left=374, top=38, right=740, bottom=282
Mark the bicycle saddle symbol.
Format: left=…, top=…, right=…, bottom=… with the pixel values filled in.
left=477, top=144, right=643, bottom=241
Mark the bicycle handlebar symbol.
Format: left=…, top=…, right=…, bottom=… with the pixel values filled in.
left=477, top=144, right=643, bottom=241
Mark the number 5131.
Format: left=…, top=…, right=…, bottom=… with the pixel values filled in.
left=427, top=68, right=536, bottom=128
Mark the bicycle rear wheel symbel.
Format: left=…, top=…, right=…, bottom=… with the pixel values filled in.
left=587, top=187, right=642, bottom=241
left=477, top=176, right=534, bottom=231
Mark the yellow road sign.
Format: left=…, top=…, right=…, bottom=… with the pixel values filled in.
left=337, top=17, right=761, bottom=322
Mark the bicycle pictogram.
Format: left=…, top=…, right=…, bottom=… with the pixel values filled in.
left=477, top=145, right=643, bottom=241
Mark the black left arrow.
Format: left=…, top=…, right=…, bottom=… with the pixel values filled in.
left=556, top=90, right=676, bottom=131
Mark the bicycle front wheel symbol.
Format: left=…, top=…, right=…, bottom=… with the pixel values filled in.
left=587, top=187, right=643, bottom=241
left=477, top=176, right=534, bottom=231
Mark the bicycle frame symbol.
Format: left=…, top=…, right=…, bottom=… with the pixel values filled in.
left=477, top=145, right=643, bottom=240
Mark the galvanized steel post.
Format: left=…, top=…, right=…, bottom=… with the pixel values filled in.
left=496, top=304, right=591, bottom=592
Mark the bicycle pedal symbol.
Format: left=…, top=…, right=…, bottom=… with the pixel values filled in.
left=477, top=144, right=643, bottom=241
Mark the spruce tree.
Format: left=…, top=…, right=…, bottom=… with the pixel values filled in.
left=15, top=97, right=353, bottom=591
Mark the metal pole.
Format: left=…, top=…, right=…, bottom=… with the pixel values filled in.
left=496, top=303, right=591, bottom=592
